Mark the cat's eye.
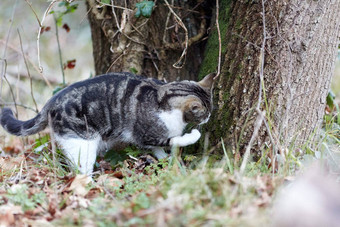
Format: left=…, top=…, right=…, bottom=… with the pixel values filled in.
left=191, top=102, right=201, bottom=112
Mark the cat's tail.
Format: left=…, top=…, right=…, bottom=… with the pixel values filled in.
left=0, top=108, right=48, bottom=136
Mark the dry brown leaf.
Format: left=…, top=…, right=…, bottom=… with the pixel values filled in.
left=68, top=195, right=91, bottom=209
left=0, top=155, right=25, bottom=171
left=97, top=174, right=124, bottom=187
left=85, top=187, right=103, bottom=200
left=2, top=138, right=24, bottom=154
left=0, top=204, right=23, bottom=226
left=22, top=217, right=54, bottom=227
left=68, top=174, right=92, bottom=196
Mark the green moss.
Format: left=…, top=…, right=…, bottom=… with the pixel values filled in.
left=235, top=19, right=242, bottom=31
left=198, top=0, right=233, bottom=79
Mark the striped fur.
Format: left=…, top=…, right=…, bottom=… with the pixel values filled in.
left=0, top=72, right=214, bottom=174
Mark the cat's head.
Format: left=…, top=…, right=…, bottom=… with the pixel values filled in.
left=180, top=73, right=215, bottom=125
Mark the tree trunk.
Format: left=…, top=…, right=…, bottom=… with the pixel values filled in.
left=203, top=0, right=340, bottom=158
left=86, top=0, right=339, bottom=160
left=86, top=0, right=213, bottom=82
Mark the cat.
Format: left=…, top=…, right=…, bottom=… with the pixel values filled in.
left=0, top=72, right=214, bottom=175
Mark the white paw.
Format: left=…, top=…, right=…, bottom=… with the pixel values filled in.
left=190, top=129, right=201, bottom=143
left=170, top=129, right=201, bottom=147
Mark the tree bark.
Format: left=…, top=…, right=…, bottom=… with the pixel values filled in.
left=86, top=0, right=212, bottom=82
left=86, top=0, right=340, bottom=160
left=203, top=0, right=340, bottom=158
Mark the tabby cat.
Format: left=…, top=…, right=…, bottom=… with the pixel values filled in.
left=0, top=72, right=214, bottom=175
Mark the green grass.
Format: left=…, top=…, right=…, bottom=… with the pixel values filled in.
left=0, top=95, right=339, bottom=226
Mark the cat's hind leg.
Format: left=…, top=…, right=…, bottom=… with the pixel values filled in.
left=55, top=136, right=99, bottom=175
left=152, top=147, right=168, bottom=159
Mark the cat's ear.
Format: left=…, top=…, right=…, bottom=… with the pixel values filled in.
left=198, top=73, right=216, bottom=90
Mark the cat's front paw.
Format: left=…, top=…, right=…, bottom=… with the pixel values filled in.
left=189, top=129, right=201, bottom=143
left=170, top=129, right=201, bottom=147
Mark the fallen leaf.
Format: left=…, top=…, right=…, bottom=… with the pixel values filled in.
left=0, top=156, right=25, bottom=171
left=68, top=195, right=90, bottom=209
left=0, top=204, right=23, bottom=226
left=22, top=217, right=54, bottom=227
left=85, top=187, right=103, bottom=200
left=97, top=174, right=124, bottom=188
left=68, top=174, right=92, bottom=196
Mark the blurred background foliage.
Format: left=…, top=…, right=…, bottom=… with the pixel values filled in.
left=0, top=0, right=93, bottom=114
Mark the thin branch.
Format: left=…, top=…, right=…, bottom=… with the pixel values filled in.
left=163, top=0, right=173, bottom=43
left=0, top=0, right=18, bottom=103
left=18, top=29, right=38, bottom=112
left=0, top=40, right=53, bottom=88
left=37, top=0, right=58, bottom=73
left=4, top=77, right=18, bottom=118
left=163, top=0, right=189, bottom=68
left=54, top=15, right=66, bottom=85
left=24, top=0, right=42, bottom=27
left=1, top=102, right=38, bottom=113
left=164, top=18, right=206, bottom=50
left=106, top=52, right=125, bottom=73
left=240, top=109, right=265, bottom=175
left=214, top=0, right=222, bottom=80
left=239, top=0, right=268, bottom=176
left=97, top=0, right=133, bottom=11
left=110, top=0, right=121, bottom=32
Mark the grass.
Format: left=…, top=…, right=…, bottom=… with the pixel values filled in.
left=1, top=111, right=339, bottom=227
left=0, top=67, right=339, bottom=225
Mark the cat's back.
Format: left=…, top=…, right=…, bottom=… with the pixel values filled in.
left=50, top=72, right=162, bottom=105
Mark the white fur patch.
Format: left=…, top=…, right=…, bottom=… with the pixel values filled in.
left=170, top=129, right=201, bottom=147
left=55, top=135, right=99, bottom=175
left=199, top=113, right=211, bottom=125
left=152, top=147, right=168, bottom=159
left=158, top=109, right=187, bottom=138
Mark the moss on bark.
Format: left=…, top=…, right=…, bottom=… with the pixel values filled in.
left=198, top=0, right=232, bottom=80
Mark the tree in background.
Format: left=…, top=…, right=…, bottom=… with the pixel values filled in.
left=86, top=0, right=339, bottom=162
left=86, top=0, right=212, bottom=81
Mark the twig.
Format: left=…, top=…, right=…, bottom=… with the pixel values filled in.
left=110, top=0, right=121, bottom=32
left=267, top=3, right=294, bottom=145
left=0, top=0, right=18, bottom=103
left=0, top=40, right=53, bottom=88
left=24, top=0, right=42, bottom=27
left=163, top=0, right=173, bottom=43
left=97, top=0, right=133, bottom=11
left=239, top=0, right=268, bottom=176
left=1, top=102, right=38, bottom=113
left=163, top=0, right=189, bottom=68
left=240, top=109, right=265, bottom=175
left=4, top=77, right=18, bottom=118
left=164, top=18, right=206, bottom=50
left=214, top=0, right=222, bottom=80
left=106, top=52, right=125, bottom=73
left=18, top=29, right=39, bottom=112
left=54, top=15, right=66, bottom=85
left=37, top=0, right=58, bottom=73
